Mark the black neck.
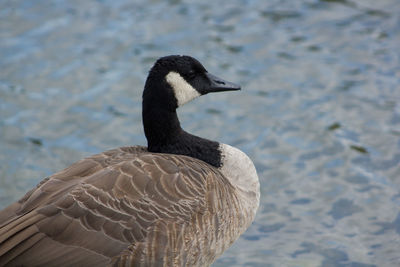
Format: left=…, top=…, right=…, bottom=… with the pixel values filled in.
left=142, top=106, right=182, bottom=146
left=142, top=102, right=222, bottom=168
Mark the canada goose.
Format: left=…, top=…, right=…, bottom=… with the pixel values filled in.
left=0, top=55, right=260, bottom=267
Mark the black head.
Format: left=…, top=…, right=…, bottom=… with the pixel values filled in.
left=142, top=55, right=241, bottom=167
left=143, top=55, right=240, bottom=110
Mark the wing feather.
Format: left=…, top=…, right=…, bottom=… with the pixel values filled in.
left=0, top=146, right=241, bottom=266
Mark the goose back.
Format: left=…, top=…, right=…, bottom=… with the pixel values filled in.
left=0, top=146, right=249, bottom=266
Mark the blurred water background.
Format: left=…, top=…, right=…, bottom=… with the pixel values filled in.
left=1, top=0, right=400, bottom=266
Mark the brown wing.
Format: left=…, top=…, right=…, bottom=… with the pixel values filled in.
left=0, top=146, right=241, bottom=267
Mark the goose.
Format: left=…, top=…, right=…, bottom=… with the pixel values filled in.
left=0, top=55, right=260, bottom=267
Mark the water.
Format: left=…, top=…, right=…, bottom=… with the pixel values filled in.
left=1, top=0, right=399, bottom=266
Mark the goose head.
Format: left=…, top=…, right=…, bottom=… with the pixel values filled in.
left=143, top=55, right=240, bottom=110
left=142, top=55, right=241, bottom=166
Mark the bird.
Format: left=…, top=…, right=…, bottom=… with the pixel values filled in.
left=0, top=55, right=260, bottom=267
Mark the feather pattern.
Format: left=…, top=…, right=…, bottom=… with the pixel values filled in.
left=0, top=146, right=250, bottom=266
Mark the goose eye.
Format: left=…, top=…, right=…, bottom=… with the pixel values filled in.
left=187, top=70, right=196, bottom=80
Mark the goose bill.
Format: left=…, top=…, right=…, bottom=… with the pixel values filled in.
left=205, top=73, right=241, bottom=93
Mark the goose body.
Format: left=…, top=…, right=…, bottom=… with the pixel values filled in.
left=0, top=55, right=260, bottom=266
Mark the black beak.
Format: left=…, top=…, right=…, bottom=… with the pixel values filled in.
left=204, top=73, right=241, bottom=93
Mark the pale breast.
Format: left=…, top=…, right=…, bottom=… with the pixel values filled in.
left=218, top=143, right=260, bottom=223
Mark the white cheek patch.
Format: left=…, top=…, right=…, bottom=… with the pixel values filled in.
left=166, top=71, right=201, bottom=107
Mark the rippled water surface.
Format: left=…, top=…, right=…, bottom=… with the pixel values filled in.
left=1, top=0, right=400, bottom=266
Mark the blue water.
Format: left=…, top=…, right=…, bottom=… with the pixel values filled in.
left=1, top=0, right=399, bottom=266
